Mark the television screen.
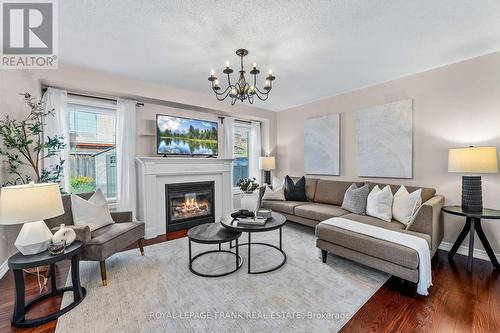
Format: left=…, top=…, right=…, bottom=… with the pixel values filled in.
left=156, top=115, right=218, bottom=156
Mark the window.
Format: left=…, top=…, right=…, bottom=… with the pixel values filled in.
left=233, top=123, right=250, bottom=187
left=67, top=101, right=117, bottom=201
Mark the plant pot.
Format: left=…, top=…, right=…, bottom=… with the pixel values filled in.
left=240, top=192, right=259, bottom=212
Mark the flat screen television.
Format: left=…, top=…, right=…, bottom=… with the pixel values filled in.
left=156, top=114, right=219, bottom=156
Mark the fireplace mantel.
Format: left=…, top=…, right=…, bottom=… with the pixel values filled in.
left=136, top=157, right=233, bottom=238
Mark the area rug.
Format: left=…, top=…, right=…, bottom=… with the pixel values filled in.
left=56, top=223, right=389, bottom=333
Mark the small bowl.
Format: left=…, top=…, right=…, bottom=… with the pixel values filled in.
left=48, top=240, right=66, bottom=255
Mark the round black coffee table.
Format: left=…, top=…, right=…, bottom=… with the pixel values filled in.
left=8, top=241, right=86, bottom=328
left=221, top=212, right=287, bottom=274
left=187, top=223, right=243, bottom=277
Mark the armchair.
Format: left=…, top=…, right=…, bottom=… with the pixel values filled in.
left=45, top=193, right=145, bottom=286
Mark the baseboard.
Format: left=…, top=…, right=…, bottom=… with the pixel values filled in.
left=438, top=241, right=500, bottom=262
left=0, top=259, right=8, bottom=279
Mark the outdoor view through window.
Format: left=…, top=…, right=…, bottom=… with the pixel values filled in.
left=68, top=103, right=117, bottom=200
left=233, top=124, right=250, bottom=187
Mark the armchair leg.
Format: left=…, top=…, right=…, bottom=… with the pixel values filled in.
left=138, top=238, right=145, bottom=256
left=99, top=260, right=107, bottom=286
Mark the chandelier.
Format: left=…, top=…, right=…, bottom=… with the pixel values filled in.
left=208, top=49, right=275, bottom=105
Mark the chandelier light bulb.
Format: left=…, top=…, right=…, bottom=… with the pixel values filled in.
left=265, top=80, right=270, bottom=86
left=231, top=88, right=237, bottom=94
left=268, top=69, right=273, bottom=75
left=225, top=61, right=230, bottom=68
left=253, top=62, right=257, bottom=68
left=210, top=69, right=215, bottom=76
left=214, top=79, right=219, bottom=86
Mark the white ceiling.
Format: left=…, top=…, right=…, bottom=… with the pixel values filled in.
left=60, top=0, right=500, bottom=111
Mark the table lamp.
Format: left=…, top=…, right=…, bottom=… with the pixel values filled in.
left=259, top=156, right=276, bottom=185
left=0, top=182, right=64, bottom=255
left=448, top=146, right=498, bottom=212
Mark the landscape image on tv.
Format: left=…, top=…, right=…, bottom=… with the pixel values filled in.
left=156, top=115, right=218, bottom=156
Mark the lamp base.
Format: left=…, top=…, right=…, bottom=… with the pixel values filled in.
left=461, top=176, right=483, bottom=212
left=264, top=170, right=271, bottom=186
left=14, top=221, right=53, bottom=255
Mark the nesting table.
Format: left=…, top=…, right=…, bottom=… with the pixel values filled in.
left=221, top=212, right=287, bottom=274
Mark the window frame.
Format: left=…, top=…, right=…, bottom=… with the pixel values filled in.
left=67, top=97, right=118, bottom=204
left=232, top=121, right=251, bottom=191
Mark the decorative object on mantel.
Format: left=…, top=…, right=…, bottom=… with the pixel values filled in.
left=237, top=177, right=260, bottom=211
left=304, top=113, right=340, bottom=175
left=259, top=156, right=276, bottom=185
left=208, top=49, right=275, bottom=105
left=0, top=93, right=66, bottom=186
left=357, top=99, right=413, bottom=178
left=52, top=224, right=77, bottom=246
left=448, top=146, right=498, bottom=212
left=0, top=182, right=64, bottom=255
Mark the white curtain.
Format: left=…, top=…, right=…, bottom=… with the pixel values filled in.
left=42, top=88, right=70, bottom=192
left=223, top=117, right=235, bottom=159
left=116, top=99, right=137, bottom=216
left=249, top=121, right=262, bottom=185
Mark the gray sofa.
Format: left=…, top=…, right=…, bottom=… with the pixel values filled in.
left=261, top=178, right=444, bottom=283
left=45, top=192, right=145, bottom=286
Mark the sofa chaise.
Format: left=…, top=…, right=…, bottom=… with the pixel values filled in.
left=261, top=178, right=444, bottom=283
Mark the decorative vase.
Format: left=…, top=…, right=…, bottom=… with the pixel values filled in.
left=240, top=191, right=259, bottom=212
left=52, top=224, right=76, bottom=246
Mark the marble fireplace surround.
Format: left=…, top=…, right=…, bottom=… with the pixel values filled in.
left=135, top=157, right=233, bottom=238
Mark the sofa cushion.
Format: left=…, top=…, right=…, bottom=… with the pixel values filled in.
left=284, top=176, right=308, bottom=201
left=261, top=200, right=308, bottom=214
left=341, top=183, right=370, bottom=215
left=341, top=213, right=405, bottom=230
left=294, top=203, right=350, bottom=221
left=315, top=222, right=430, bottom=269
left=314, top=180, right=364, bottom=206
left=368, top=182, right=436, bottom=203
left=282, top=177, right=318, bottom=201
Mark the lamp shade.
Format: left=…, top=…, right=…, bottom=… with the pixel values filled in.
left=448, top=146, right=498, bottom=174
left=259, top=156, right=276, bottom=170
left=0, top=182, right=64, bottom=225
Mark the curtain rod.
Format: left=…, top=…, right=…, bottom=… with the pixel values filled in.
left=42, top=87, right=144, bottom=106
left=218, top=116, right=261, bottom=125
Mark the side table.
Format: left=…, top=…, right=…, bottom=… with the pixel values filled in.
left=442, top=206, right=500, bottom=272
left=7, top=241, right=86, bottom=327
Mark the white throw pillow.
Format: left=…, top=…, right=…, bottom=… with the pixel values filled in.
left=272, top=176, right=283, bottom=189
left=71, top=189, right=115, bottom=231
left=262, top=186, right=286, bottom=201
left=392, top=186, right=422, bottom=225
left=366, top=185, right=394, bottom=222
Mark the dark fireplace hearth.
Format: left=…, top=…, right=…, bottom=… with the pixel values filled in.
left=165, top=181, right=214, bottom=232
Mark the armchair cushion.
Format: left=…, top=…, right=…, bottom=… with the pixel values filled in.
left=82, top=222, right=145, bottom=261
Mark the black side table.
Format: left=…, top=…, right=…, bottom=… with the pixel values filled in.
left=7, top=241, right=86, bottom=327
left=443, top=206, right=500, bottom=272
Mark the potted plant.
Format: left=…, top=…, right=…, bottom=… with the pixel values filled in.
left=0, top=93, right=65, bottom=187
left=236, top=178, right=260, bottom=211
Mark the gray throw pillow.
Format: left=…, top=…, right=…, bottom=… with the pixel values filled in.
left=341, top=183, right=369, bottom=215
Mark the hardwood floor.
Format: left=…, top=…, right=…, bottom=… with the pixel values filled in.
left=340, top=250, right=500, bottom=333
left=1, top=230, right=498, bottom=333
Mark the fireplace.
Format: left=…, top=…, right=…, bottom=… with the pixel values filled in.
left=165, top=181, right=215, bottom=232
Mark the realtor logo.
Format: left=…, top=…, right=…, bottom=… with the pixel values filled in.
left=1, top=0, right=58, bottom=68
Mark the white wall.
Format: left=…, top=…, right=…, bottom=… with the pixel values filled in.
left=0, top=64, right=277, bottom=268
left=276, top=51, right=500, bottom=255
